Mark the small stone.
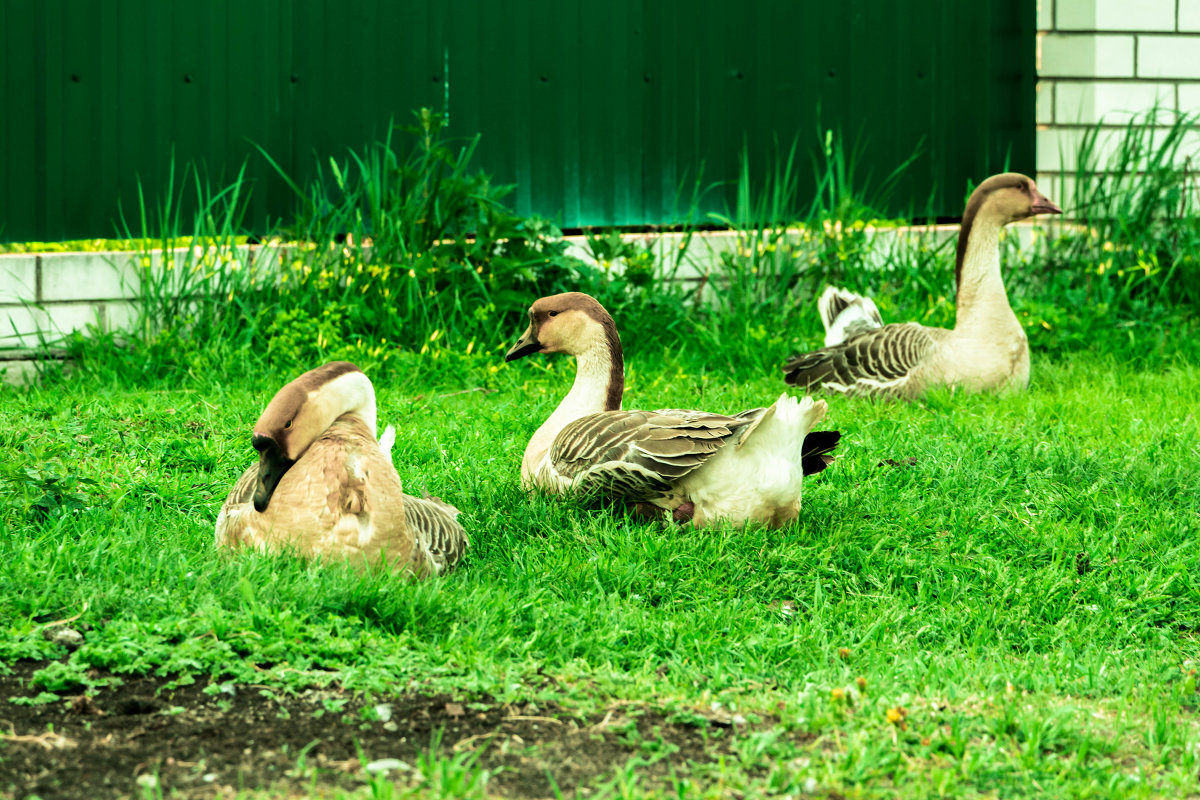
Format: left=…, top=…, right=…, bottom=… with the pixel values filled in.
left=365, top=758, right=408, bottom=774
left=47, top=627, right=83, bottom=649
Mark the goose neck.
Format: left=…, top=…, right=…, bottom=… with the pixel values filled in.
left=522, top=327, right=624, bottom=477
left=953, top=216, right=1011, bottom=328
left=314, top=373, right=378, bottom=444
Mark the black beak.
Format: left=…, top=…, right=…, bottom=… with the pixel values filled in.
left=504, top=324, right=542, bottom=362
left=251, top=433, right=294, bottom=513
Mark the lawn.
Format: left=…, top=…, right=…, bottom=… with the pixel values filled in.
left=2, top=344, right=1198, bottom=798
left=3, top=108, right=1200, bottom=798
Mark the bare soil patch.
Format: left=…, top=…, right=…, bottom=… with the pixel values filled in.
left=1, top=661, right=778, bottom=798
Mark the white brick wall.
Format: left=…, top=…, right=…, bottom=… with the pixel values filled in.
left=1181, top=0, right=1200, bottom=32
left=0, top=256, right=37, bottom=302
left=39, top=253, right=139, bottom=302
left=1040, top=34, right=1135, bottom=78
left=1056, top=0, right=1176, bottom=31
left=1138, top=36, right=1200, bottom=79
left=1038, top=0, right=1200, bottom=203
left=0, top=245, right=267, bottom=383
left=1055, top=82, right=1175, bottom=123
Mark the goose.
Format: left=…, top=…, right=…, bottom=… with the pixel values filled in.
left=214, top=361, right=467, bottom=576
left=504, top=292, right=841, bottom=528
left=783, top=173, right=1062, bottom=399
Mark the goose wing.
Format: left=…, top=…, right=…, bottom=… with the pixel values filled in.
left=404, top=494, right=469, bottom=576
left=549, top=409, right=757, bottom=500
left=783, top=322, right=938, bottom=397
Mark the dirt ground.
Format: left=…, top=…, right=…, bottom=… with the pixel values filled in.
left=0, top=660, right=779, bottom=799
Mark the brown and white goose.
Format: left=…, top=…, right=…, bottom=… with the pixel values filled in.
left=783, top=173, right=1062, bottom=399
left=505, top=292, right=841, bottom=528
left=214, top=362, right=467, bottom=576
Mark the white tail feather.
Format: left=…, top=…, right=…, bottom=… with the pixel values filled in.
left=750, top=393, right=827, bottom=454
left=377, top=424, right=396, bottom=464
left=680, top=393, right=830, bottom=527
left=818, top=286, right=883, bottom=346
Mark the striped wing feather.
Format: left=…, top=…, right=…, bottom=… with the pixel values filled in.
left=783, top=323, right=937, bottom=395
left=404, top=494, right=468, bottom=575
left=550, top=409, right=761, bottom=500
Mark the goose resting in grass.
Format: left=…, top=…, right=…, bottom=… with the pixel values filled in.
left=215, top=361, right=467, bottom=576
left=505, top=292, right=841, bottom=528
left=783, top=173, right=1062, bottom=399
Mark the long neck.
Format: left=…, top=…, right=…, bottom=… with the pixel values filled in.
left=523, top=326, right=623, bottom=474
left=953, top=213, right=1013, bottom=331
left=311, top=373, right=378, bottom=444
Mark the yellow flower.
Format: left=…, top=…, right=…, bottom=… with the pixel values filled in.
left=831, top=687, right=845, bottom=701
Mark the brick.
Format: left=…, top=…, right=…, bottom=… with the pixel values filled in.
left=0, top=301, right=128, bottom=349
left=1039, top=0, right=1054, bottom=31
left=0, top=255, right=38, bottom=303
left=1037, top=126, right=1124, bottom=172
left=1040, top=34, right=1134, bottom=78
left=0, top=304, right=47, bottom=347
left=1055, top=81, right=1175, bottom=123
left=1151, top=128, right=1200, bottom=163
left=1057, top=0, right=1176, bottom=31
left=0, top=359, right=44, bottom=386
left=44, top=303, right=111, bottom=339
left=1138, top=36, right=1200, bottom=78
left=1181, top=0, right=1200, bottom=32
left=105, top=301, right=138, bottom=332
left=1036, top=172, right=1078, bottom=211
left=1180, top=84, right=1200, bottom=113
left=1037, top=129, right=1072, bottom=172
left=40, top=252, right=142, bottom=302
left=1037, top=81, right=1055, bottom=124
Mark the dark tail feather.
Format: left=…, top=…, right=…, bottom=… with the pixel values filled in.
left=801, top=430, right=841, bottom=475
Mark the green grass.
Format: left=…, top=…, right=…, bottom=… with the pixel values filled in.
left=3, top=348, right=1199, bottom=797
left=3, top=107, right=1199, bottom=797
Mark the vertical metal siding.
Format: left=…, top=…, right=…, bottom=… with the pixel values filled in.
left=0, top=0, right=1034, bottom=242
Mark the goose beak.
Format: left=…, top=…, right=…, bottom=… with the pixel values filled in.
left=251, top=432, right=294, bottom=512
left=505, top=324, right=542, bottom=362
left=1030, top=191, right=1062, bottom=216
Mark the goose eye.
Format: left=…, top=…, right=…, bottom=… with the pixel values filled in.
left=285, top=420, right=292, bottom=429
left=548, top=311, right=559, bottom=317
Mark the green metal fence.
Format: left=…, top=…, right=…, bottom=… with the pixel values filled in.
left=0, top=0, right=1033, bottom=243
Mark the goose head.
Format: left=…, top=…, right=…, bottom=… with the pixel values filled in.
left=249, top=361, right=376, bottom=512
left=967, top=173, right=1062, bottom=225
left=505, top=292, right=619, bottom=361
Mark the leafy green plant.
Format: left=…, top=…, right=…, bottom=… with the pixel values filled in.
left=3, top=461, right=99, bottom=522
left=257, top=109, right=588, bottom=365
left=1028, top=108, right=1200, bottom=317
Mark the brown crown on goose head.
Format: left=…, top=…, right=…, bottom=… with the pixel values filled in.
left=249, top=361, right=374, bottom=512
left=954, top=173, right=1061, bottom=301
left=505, top=292, right=625, bottom=411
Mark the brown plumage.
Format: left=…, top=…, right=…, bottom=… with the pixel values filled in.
left=784, top=173, right=1062, bottom=399
left=214, top=362, right=467, bottom=576
left=506, top=292, right=841, bottom=528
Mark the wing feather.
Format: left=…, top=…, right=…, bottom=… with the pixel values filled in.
left=549, top=409, right=758, bottom=500
left=783, top=323, right=938, bottom=397
left=404, top=494, right=469, bottom=576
